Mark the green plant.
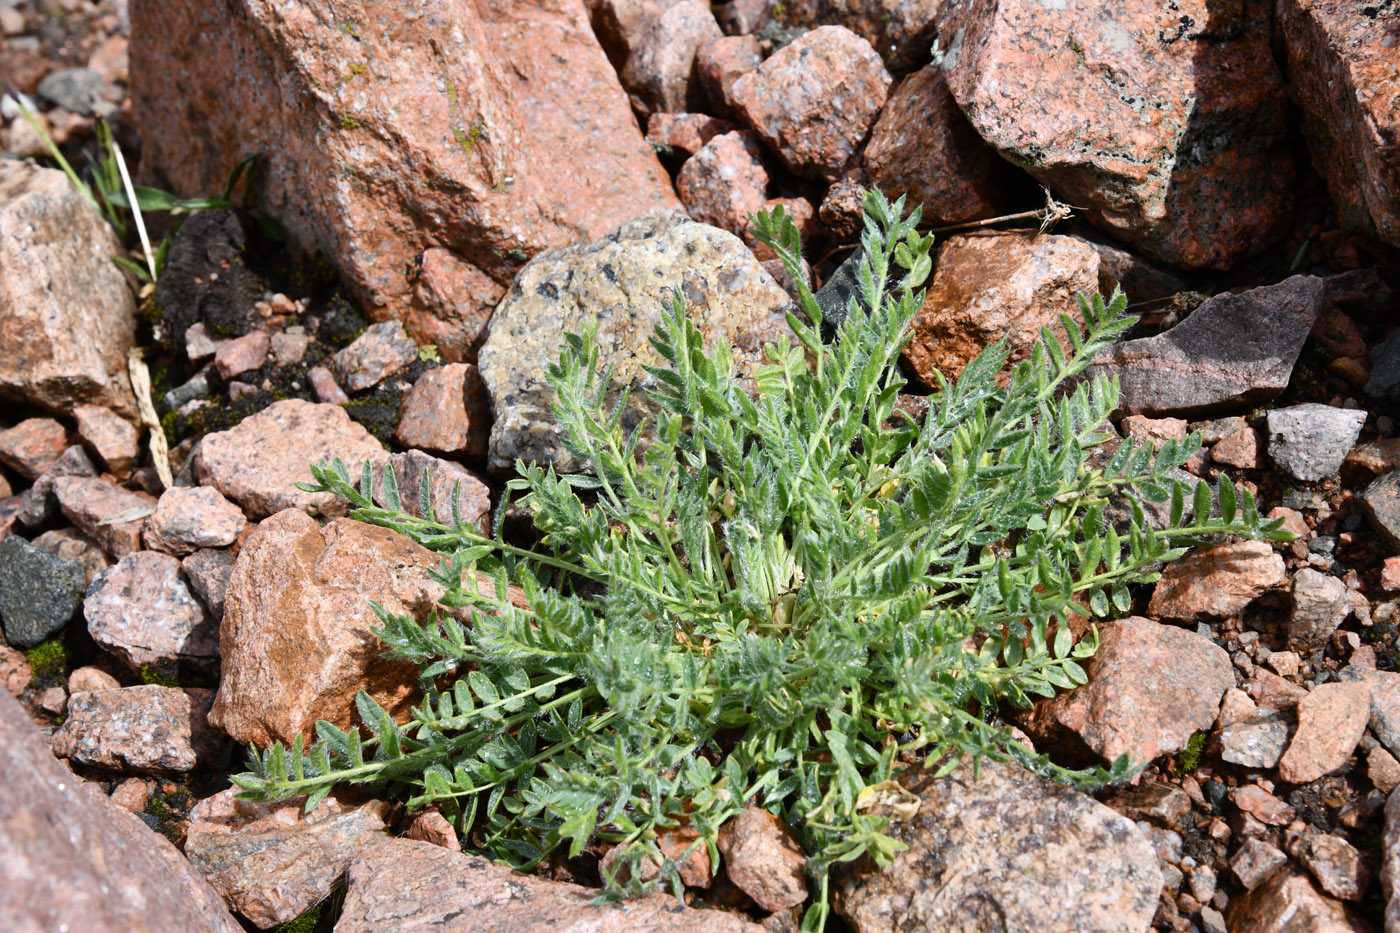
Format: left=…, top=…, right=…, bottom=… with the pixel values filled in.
left=13, top=97, right=251, bottom=285
left=26, top=639, right=69, bottom=682
left=1176, top=732, right=1207, bottom=773
left=232, top=191, right=1285, bottom=928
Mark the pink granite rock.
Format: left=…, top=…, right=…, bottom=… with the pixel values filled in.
left=0, top=161, right=138, bottom=416
left=395, top=363, right=491, bottom=459
left=73, top=405, right=139, bottom=477
left=677, top=130, right=770, bottom=236
left=1385, top=788, right=1400, bottom=931
left=1210, top=427, right=1263, bottom=470
left=646, top=112, right=742, bottom=160
left=51, top=685, right=228, bottom=774
left=194, top=399, right=386, bottom=520
left=1226, top=869, right=1367, bottom=932
left=212, top=329, right=270, bottom=381
left=718, top=807, right=808, bottom=911
left=1293, top=829, right=1369, bottom=902
left=53, top=475, right=156, bottom=558
left=864, top=63, right=1003, bottom=227
left=405, top=808, right=460, bottom=850
left=210, top=511, right=457, bottom=746
left=1231, top=785, right=1296, bottom=827
left=269, top=329, right=310, bottom=366
left=1288, top=568, right=1352, bottom=653
left=0, top=644, right=30, bottom=697
left=730, top=25, right=891, bottom=181
left=336, top=837, right=764, bottom=933
left=133, top=0, right=679, bottom=322
left=144, top=486, right=248, bottom=556
left=372, top=450, right=492, bottom=533
left=1232, top=838, right=1289, bottom=891
left=17, top=446, right=96, bottom=528
left=0, top=689, right=243, bottom=931
left=406, top=248, right=503, bottom=365
left=695, top=34, right=761, bottom=116
left=1278, top=681, right=1371, bottom=784
left=181, top=548, right=235, bottom=620
left=620, top=0, right=722, bottom=117
left=84, top=550, right=219, bottom=673
left=109, top=777, right=151, bottom=813
left=768, top=0, right=942, bottom=75
left=1146, top=540, right=1287, bottom=622
left=902, top=230, right=1100, bottom=387
left=34, top=528, right=112, bottom=587
left=0, top=417, right=68, bottom=479
left=185, top=787, right=391, bottom=929
left=306, top=365, right=349, bottom=405
left=939, top=0, right=1292, bottom=269
left=69, top=665, right=121, bottom=694
left=832, top=757, right=1162, bottom=932
left=1022, top=616, right=1233, bottom=767
left=1277, top=0, right=1400, bottom=247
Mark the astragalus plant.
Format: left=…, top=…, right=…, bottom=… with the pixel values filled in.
left=234, top=190, right=1284, bottom=929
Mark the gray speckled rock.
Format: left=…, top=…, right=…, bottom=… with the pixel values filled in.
left=0, top=688, right=242, bottom=932
left=1266, top=403, right=1367, bottom=483
left=1220, top=709, right=1294, bottom=769
left=1288, top=568, right=1351, bottom=652
left=832, top=757, right=1162, bottom=933
left=50, top=685, right=228, bottom=775
left=478, top=210, right=792, bottom=474
left=0, top=535, right=85, bottom=648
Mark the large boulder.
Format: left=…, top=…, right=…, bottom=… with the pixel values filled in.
left=0, top=161, right=137, bottom=416
left=478, top=211, right=792, bottom=474
left=0, top=688, right=242, bottom=932
left=131, top=0, right=678, bottom=327
left=938, top=0, right=1292, bottom=269
left=1276, top=0, right=1400, bottom=247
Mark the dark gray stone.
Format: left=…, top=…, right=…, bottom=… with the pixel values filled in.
left=180, top=548, right=234, bottom=620
left=1085, top=276, right=1326, bottom=418
left=1361, top=470, right=1400, bottom=554
left=1266, top=403, right=1366, bottom=483
left=0, top=535, right=85, bottom=648
left=17, top=443, right=97, bottom=528
left=36, top=67, right=107, bottom=116
left=1368, top=329, right=1400, bottom=402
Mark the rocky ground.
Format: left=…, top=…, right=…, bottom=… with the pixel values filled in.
left=1, top=0, right=1398, bottom=930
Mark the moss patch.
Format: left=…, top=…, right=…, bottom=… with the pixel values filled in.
left=26, top=639, right=70, bottom=684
